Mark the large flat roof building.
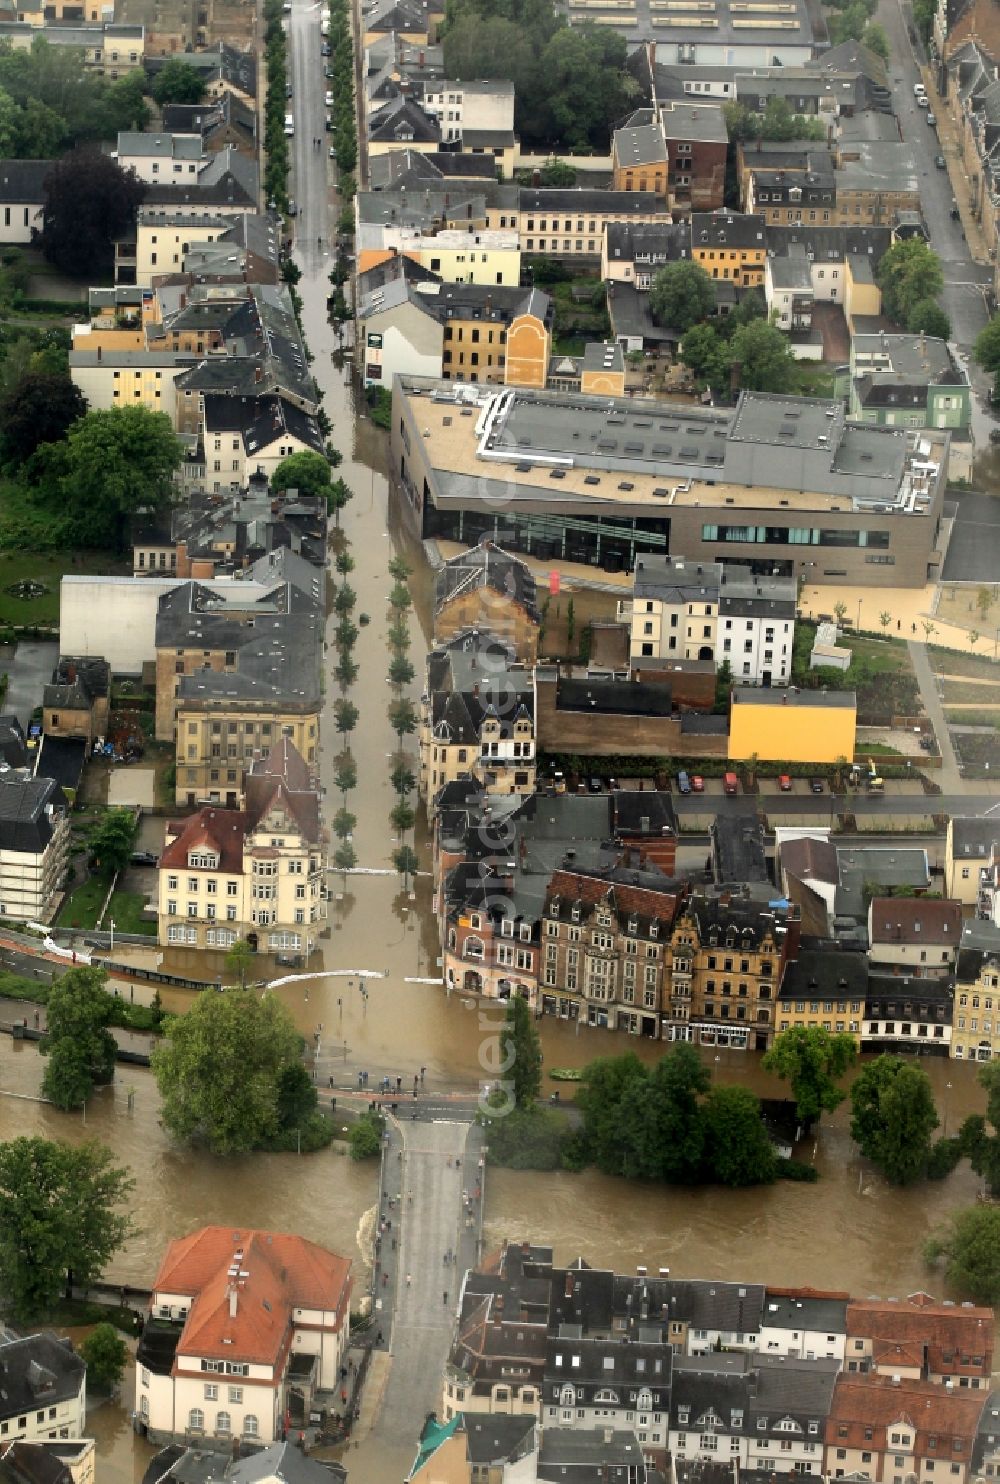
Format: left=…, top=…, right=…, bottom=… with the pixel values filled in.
left=391, top=379, right=949, bottom=586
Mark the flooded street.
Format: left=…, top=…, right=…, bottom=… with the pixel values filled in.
left=16, top=15, right=1000, bottom=1482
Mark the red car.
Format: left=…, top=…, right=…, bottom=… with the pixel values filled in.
left=691, top=775, right=705, bottom=792
left=778, top=774, right=792, bottom=791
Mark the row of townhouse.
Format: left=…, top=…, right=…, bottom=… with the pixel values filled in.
left=443, top=1244, right=995, bottom=1475
left=621, top=554, right=797, bottom=688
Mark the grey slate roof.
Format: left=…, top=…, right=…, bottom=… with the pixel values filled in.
left=712, top=813, right=769, bottom=885
left=227, top=1443, right=345, bottom=1484
left=951, top=817, right=999, bottom=858
left=778, top=944, right=868, bottom=1002
left=0, top=1335, right=85, bottom=1424
left=520, top=188, right=668, bottom=218
left=0, top=160, right=56, bottom=202
left=762, top=1291, right=849, bottom=1334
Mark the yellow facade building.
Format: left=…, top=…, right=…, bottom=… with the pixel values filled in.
left=728, top=687, right=857, bottom=764
left=953, top=945, right=1000, bottom=1062
left=776, top=944, right=867, bottom=1044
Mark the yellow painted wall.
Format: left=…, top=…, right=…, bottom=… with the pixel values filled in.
left=613, top=161, right=669, bottom=198
left=581, top=366, right=626, bottom=396
left=504, top=312, right=549, bottom=388
left=844, top=262, right=882, bottom=329
left=729, top=698, right=856, bottom=763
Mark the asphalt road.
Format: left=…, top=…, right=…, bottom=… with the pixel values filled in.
left=286, top=0, right=334, bottom=275
left=671, top=791, right=1000, bottom=818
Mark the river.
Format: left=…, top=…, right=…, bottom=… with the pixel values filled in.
left=18, top=14, right=999, bottom=1481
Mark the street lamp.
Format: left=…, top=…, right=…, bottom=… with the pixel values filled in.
left=109, top=918, right=115, bottom=954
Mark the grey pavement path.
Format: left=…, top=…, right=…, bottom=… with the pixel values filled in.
left=908, top=640, right=963, bottom=792
left=376, top=1117, right=472, bottom=1447
left=4, top=640, right=58, bottom=731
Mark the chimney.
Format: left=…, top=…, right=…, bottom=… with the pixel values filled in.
left=565, top=1272, right=574, bottom=1299
left=229, top=1285, right=238, bottom=1318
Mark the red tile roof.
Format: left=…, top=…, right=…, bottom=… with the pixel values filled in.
left=161, top=808, right=248, bottom=874
left=152, top=1226, right=351, bottom=1366
left=868, top=898, right=963, bottom=945
left=825, top=1374, right=986, bottom=1458
left=546, top=868, right=682, bottom=925
left=245, top=738, right=320, bottom=843
left=847, top=1295, right=993, bottom=1376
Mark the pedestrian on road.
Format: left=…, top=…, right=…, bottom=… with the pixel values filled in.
left=406, top=1273, right=412, bottom=1287
left=443, top=1290, right=448, bottom=1304
left=391, top=1237, right=396, bottom=1250
left=382, top=1272, right=388, bottom=1286
left=420, top=1066, right=426, bottom=1082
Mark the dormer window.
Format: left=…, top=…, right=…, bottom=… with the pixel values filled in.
left=189, top=851, right=219, bottom=868
left=571, top=905, right=581, bottom=923
left=501, top=919, right=514, bottom=937
left=550, top=897, right=560, bottom=917
left=650, top=923, right=659, bottom=939
left=628, top=918, right=638, bottom=936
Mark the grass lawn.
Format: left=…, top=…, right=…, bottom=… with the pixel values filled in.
left=942, top=709, right=1000, bottom=727
left=788, top=362, right=837, bottom=399
left=793, top=622, right=920, bottom=724
left=939, top=680, right=1000, bottom=703
left=0, top=546, right=127, bottom=627
left=57, top=878, right=155, bottom=935
left=56, top=875, right=110, bottom=929
left=951, top=731, right=1000, bottom=777
left=928, top=645, right=1000, bottom=681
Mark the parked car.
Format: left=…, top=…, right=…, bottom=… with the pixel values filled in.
left=285, top=82, right=292, bottom=97
left=935, top=154, right=946, bottom=168
left=321, top=41, right=331, bottom=52
left=325, top=90, right=334, bottom=107
left=917, top=94, right=930, bottom=108
left=588, top=777, right=603, bottom=793
left=810, top=777, right=825, bottom=793
left=913, top=81, right=925, bottom=95
left=927, top=111, right=936, bottom=125
left=130, top=850, right=158, bottom=867
left=723, top=771, right=739, bottom=796
left=607, top=776, right=619, bottom=791
left=326, top=114, right=334, bottom=131
left=329, top=145, right=337, bottom=158
left=690, top=774, right=705, bottom=792
left=287, top=198, right=297, bottom=216
left=676, top=770, right=691, bottom=794
left=778, top=773, right=792, bottom=791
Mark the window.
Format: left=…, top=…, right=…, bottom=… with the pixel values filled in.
left=228, top=1387, right=243, bottom=1404
left=244, top=1415, right=259, bottom=1437
left=204, top=1384, right=218, bottom=1400
left=189, top=1409, right=205, bottom=1431
left=216, top=1411, right=231, bottom=1435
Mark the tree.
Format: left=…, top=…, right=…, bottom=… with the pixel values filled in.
left=151, top=990, right=308, bottom=1155
left=32, top=406, right=181, bottom=549
left=703, top=1085, right=776, bottom=1186
left=724, top=95, right=825, bottom=143
left=501, top=993, right=542, bottom=1109
left=225, top=938, right=254, bottom=989
left=271, top=450, right=332, bottom=501
left=335, top=549, right=355, bottom=576
left=41, top=966, right=118, bottom=1110
left=576, top=1052, right=649, bottom=1175
left=959, top=1062, right=1000, bottom=1194
left=906, top=297, right=951, bottom=340
left=388, top=697, right=417, bottom=738
left=861, top=22, right=890, bottom=60
left=0, top=1137, right=134, bottom=1320
left=649, top=261, right=715, bottom=333
left=389, top=655, right=415, bottom=686
left=392, top=844, right=418, bottom=887
left=0, top=371, right=86, bottom=467
left=80, top=1322, right=128, bottom=1393
left=334, top=841, right=357, bottom=871
left=333, top=583, right=356, bottom=616
left=833, top=600, right=848, bottom=624
left=388, top=617, right=411, bottom=652
left=925, top=1205, right=1000, bottom=1305
left=879, top=610, right=891, bottom=635
left=977, top=585, right=993, bottom=622
left=335, top=618, right=358, bottom=651
left=334, top=699, right=359, bottom=735
left=335, top=758, right=358, bottom=793
left=151, top=58, right=207, bottom=105
left=850, top=1055, right=939, bottom=1184
left=970, top=629, right=980, bottom=649
left=333, top=806, right=356, bottom=839
left=388, top=581, right=413, bottom=611
left=681, top=322, right=728, bottom=394
left=41, top=148, right=145, bottom=277
left=335, top=653, right=359, bottom=687
left=391, top=762, right=416, bottom=796
left=877, top=238, right=944, bottom=327
left=762, top=1026, right=857, bottom=1127
left=714, top=656, right=733, bottom=712
left=88, top=808, right=137, bottom=876
left=538, top=156, right=577, bottom=186
left=729, top=319, right=796, bottom=393
left=644, top=1043, right=710, bottom=1183
left=388, top=554, right=413, bottom=581
left=328, top=477, right=353, bottom=522
left=390, top=800, right=415, bottom=836
left=349, top=1109, right=384, bottom=1159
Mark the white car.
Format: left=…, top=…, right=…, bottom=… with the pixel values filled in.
left=325, top=90, right=334, bottom=107
left=913, top=81, right=925, bottom=96
left=917, top=94, right=930, bottom=108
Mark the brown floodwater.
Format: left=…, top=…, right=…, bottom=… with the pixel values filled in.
left=18, top=48, right=999, bottom=1484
